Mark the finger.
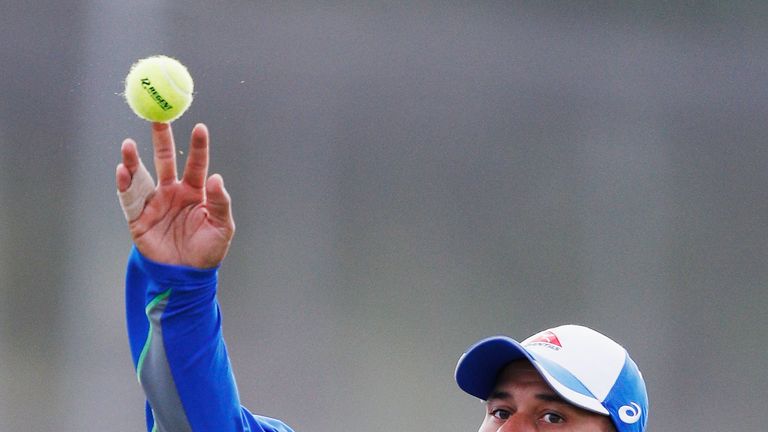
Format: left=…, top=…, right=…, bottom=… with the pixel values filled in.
left=116, top=164, right=131, bottom=192
left=117, top=139, right=143, bottom=192
left=151, top=122, right=177, bottom=185
left=121, top=139, right=141, bottom=172
left=182, top=124, right=210, bottom=189
left=206, top=174, right=234, bottom=227
left=117, top=161, right=155, bottom=222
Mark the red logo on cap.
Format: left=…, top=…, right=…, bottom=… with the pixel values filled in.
left=527, top=330, right=562, bottom=348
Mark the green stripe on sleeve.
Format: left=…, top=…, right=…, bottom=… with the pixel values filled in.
left=137, top=288, right=172, bottom=383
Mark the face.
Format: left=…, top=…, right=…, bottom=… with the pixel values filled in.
left=478, top=360, right=615, bottom=432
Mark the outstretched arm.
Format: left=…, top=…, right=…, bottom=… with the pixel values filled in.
left=118, top=123, right=292, bottom=432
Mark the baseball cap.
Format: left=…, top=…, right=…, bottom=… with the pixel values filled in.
left=455, top=325, right=648, bottom=432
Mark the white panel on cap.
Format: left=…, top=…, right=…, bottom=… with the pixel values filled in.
left=523, top=325, right=626, bottom=401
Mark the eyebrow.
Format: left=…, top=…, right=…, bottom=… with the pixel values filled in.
left=487, top=391, right=511, bottom=401
left=535, top=393, right=568, bottom=404
left=487, top=391, right=568, bottom=405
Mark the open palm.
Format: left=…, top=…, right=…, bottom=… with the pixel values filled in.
left=116, top=123, right=235, bottom=269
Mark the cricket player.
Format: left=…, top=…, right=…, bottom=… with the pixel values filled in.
left=117, top=123, right=648, bottom=431
left=456, top=325, right=648, bottom=431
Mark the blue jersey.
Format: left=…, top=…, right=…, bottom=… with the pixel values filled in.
left=126, top=246, right=294, bottom=432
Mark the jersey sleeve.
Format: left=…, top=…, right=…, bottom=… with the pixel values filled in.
left=125, top=245, right=294, bottom=432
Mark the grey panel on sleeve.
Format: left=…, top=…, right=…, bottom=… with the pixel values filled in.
left=140, top=296, right=192, bottom=432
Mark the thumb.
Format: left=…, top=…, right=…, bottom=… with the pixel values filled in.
left=206, top=174, right=234, bottom=227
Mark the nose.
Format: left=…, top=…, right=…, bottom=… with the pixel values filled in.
left=497, top=413, right=534, bottom=432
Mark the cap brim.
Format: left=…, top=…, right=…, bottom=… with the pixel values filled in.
left=455, top=336, right=609, bottom=415
left=455, top=336, right=532, bottom=400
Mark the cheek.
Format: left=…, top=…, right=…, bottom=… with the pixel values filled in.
left=569, top=413, right=616, bottom=432
left=477, top=415, right=496, bottom=432
left=598, top=416, right=617, bottom=432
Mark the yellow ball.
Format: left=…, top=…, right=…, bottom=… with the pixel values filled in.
left=124, top=55, right=194, bottom=123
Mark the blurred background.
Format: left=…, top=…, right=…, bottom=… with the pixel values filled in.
left=2, top=1, right=767, bottom=431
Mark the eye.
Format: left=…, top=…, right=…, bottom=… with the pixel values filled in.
left=491, top=408, right=511, bottom=420
left=542, top=412, right=565, bottom=424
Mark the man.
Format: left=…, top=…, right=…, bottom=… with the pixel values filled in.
left=455, top=325, right=649, bottom=431
left=117, top=123, right=648, bottom=432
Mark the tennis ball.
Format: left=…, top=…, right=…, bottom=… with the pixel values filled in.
left=124, top=55, right=194, bottom=123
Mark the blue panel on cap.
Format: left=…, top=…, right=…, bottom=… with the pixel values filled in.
left=531, top=353, right=596, bottom=399
left=601, top=354, right=648, bottom=432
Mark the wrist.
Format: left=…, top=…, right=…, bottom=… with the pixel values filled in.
left=131, top=245, right=219, bottom=288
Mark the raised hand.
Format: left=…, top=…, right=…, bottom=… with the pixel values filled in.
left=116, top=123, right=235, bottom=269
